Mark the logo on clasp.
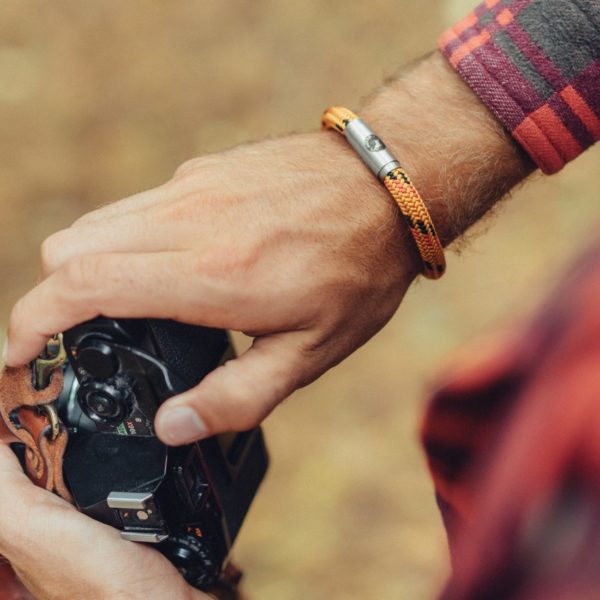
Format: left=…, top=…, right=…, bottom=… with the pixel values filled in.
left=364, top=134, right=386, bottom=152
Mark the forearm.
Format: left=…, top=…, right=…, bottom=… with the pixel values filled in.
left=347, top=51, right=535, bottom=252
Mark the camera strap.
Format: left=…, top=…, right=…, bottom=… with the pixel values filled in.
left=0, top=364, right=72, bottom=502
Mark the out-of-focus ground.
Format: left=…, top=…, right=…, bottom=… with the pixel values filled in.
left=1, top=1, right=599, bottom=598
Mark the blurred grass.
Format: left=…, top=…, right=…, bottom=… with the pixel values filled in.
left=1, top=1, right=599, bottom=599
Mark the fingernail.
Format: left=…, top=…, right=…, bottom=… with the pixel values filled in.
left=2, top=338, right=8, bottom=365
left=157, top=406, right=208, bottom=445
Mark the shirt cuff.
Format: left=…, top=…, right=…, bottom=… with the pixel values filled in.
left=439, top=0, right=600, bottom=175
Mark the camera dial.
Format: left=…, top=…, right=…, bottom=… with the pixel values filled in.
left=78, top=379, right=133, bottom=425
left=77, top=339, right=119, bottom=380
left=160, top=530, right=219, bottom=587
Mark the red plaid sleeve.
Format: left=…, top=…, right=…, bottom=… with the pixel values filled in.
left=440, top=0, right=600, bottom=174
left=421, top=241, right=600, bottom=599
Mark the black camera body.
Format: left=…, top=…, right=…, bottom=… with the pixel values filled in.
left=55, top=318, right=268, bottom=590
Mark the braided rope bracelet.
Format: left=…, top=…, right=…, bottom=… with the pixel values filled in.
left=321, top=106, right=446, bottom=280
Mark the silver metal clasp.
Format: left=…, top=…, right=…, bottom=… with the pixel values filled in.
left=344, top=119, right=400, bottom=180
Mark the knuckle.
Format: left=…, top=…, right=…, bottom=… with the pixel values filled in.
left=230, top=405, right=263, bottom=431
left=39, top=232, right=65, bottom=274
left=62, top=254, right=96, bottom=290
left=205, top=367, right=266, bottom=432
left=153, top=194, right=202, bottom=224
left=173, top=158, right=203, bottom=179
left=71, top=212, right=95, bottom=227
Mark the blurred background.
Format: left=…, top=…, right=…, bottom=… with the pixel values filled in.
left=1, top=1, right=599, bottom=598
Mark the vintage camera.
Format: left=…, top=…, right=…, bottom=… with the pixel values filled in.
left=52, top=317, right=268, bottom=590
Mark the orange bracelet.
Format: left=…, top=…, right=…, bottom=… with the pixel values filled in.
left=322, top=106, right=446, bottom=280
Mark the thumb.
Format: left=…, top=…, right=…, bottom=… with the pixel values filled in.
left=154, top=332, right=309, bottom=445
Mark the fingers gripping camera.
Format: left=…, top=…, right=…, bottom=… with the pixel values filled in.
left=54, top=318, right=268, bottom=590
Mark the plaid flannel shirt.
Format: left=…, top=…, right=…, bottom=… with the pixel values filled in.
left=424, top=3, right=600, bottom=598
left=440, top=0, right=600, bottom=174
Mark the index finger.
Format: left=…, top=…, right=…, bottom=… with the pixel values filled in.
left=6, top=251, right=236, bottom=367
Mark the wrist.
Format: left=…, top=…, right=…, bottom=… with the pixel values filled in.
left=285, top=130, right=422, bottom=288
left=326, top=129, right=423, bottom=285
left=360, top=51, right=535, bottom=246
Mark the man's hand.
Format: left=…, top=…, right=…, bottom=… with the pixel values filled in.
left=0, top=442, right=208, bottom=599
left=5, top=132, right=417, bottom=445
left=4, top=53, right=531, bottom=446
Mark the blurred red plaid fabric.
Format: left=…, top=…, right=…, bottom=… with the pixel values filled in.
left=423, top=240, right=600, bottom=599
